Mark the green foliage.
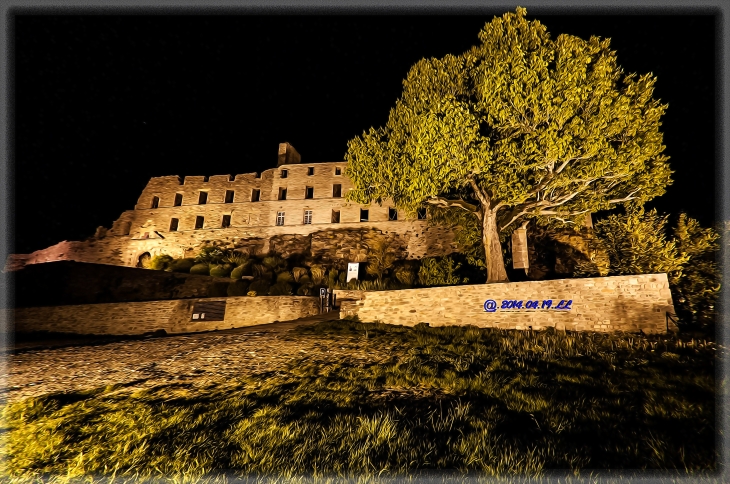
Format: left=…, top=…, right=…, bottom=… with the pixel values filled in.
left=296, top=282, right=314, bottom=296
left=248, top=279, right=271, bottom=296
left=394, top=264, right=417, bottom=286
left=251, top=263, right=272, bottom=281
left=227, top=280, right=250, bottom=297
left=229, top=264, right=248, bottom=280
left=195, top=246, right=226, bottom=265
left=344, top=7, right=672, bottom=281
left=222, top=250, right=250, bottom=266
left=429, top=204, right=486, bottom=269
left=298, top=274, right=312, bottom=285
left=209, top=264, right=233, bottom=278
left=169, top=258, right=195, bottom=273
left=418, top=256, right=467, bottom=287
left=146, top=254, right=173, bottom=271
left=189, top=263, right=211, bottom=276
left=310, top=265, right=326, bottom=285
left=276, top=271, right=294, bottom=283
left=262, top=255, right=287, bottom=273
left=292, top=267, right=309, bottom=283
left=327, top=268, right=339, bottom=288
left=365, top=237, right=397, bottom=280
left=339, top=271, right=347, bottom=285
left=269, top=282, right=293, bottom=296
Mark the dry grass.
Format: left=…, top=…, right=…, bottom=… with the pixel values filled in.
left=0, top=321, right=721, bottom=483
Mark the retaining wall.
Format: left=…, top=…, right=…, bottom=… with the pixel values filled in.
left=334, top=274, right=678, bottom=334
left=7, top=296, right=320, bottom=336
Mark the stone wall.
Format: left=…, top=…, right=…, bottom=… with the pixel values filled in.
left=334, top=273, right=678, bottom=334
left=8, top=295, right=321, bottom=336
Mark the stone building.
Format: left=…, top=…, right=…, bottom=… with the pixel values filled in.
left=6, top=143, right=459, bottom=271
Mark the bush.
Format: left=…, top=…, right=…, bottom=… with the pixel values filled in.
left=327, top=269, right=339, bottom=288
left=310, top=265, right=326, bottom=285
left=248, top=279, right=271, bottom=296
left=269, top=282, right=293, bottom=296
left=296, top=283, right=314, bottom=296
left=147, top=254, right=173, bottom=271
left=190, top=263, right=211, bottom=275
left=169, top=258, right=195, bottom=273
left=195, top=246, right=226, bottom=265
left=230, top=263, right=253, bottom=280
left=262, top=255, right=287, bottom=273
left=223, top=250, right=250, bottom=266
left=366, top=237, right=397, bottom=280
left=394, top=265, right=416, bottom=286
left=418, top=256, right=466, bottom=287
left=338, top=271, right=346, bottom=285
left=227, top=280, right=250, bottom=297
left=299, top=274, right=312, bottom=285
left=247, top=291, right=257, bottom=297
left=292, top=267, right=309, bottom=283
left=209, top=264, right=233, bottom=278
left=276, top=271, right=294, bottom=283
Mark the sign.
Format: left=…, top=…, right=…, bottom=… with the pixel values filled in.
left=483, top=299, right=573, bottom=312
left=347, top=262, right=359, bottom=282
left=320, top=287, right=327, bottom=297
left=511, top=227, right=529, bottom=270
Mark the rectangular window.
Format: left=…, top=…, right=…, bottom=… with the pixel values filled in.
left=335, top=167, right=341, bottom=175
left=222, top=215, right=231, bottom=228
left=307, top=167, right=314, bottom=176
left=281, top=169, right=288, bottom=178
left=276, top=211, right=285, bottom=226
left=305, top=187, right=314, bottom=199
left=251, top=189, right=260, bottom=202
left=199, top=192, right=208, bottom=204
left=331, top=210, right=340, bottom=224
left=225, top=190, right=234, bottom=203
left=278, top=187, right=287, bottom=200
left=304, top=210, right=312, bottom=224
left=169, top=218, right=179, bottom=231
left=195, top=216, right=205, bottom=229
left=389, top=208, right=398, bottom=221
left=417, top=208, right=427, bottom=220
left=151, top=196, right=159, bottom=209
left=229, top=175, right=235, bottom=182
left=174, top=193, right=183, bottom=206
left=333, top=184, right=342, bottom=198
left=360, top=209, right=369, bottom=222
left=191, top=300, right=226, bottom=322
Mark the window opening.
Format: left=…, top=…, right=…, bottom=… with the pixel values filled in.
left=276, top=211, right=285, bottom=226
left=251, top=189, right=260, bottom=202
left=222, top=215, right=231, bottom=228
left=174, top=193, right=183, bottom=206
left=151, top=196, right=159, bottom=209
left=225, top=190, right=235, bottom=203
left=199, top=192, right=208, bottom=204
left=333, top=184, right=342, bottom=198
left=335, top=167, right=341, bottom=175
left=195, top=216, right=205, bottom=229
left=331, top=210, right=340, bottom=224
left=304, top=210, right=312, bottom=224
left=169, top=218, right=179, bottom=231
left=254, top=172, right=261, bottom=179
left=278, top=187, right=287, bottom=200
left=307, top=167, right=314, bottom=175
left=360, top=209, right=369, bottom=222
left=305, top=187, right=314, bottom=199
left=389, top=208, right=398, bottom=221
left=203, top=176, right=209, bottom=182
left=281, top=169, right=288, bottom=178
left=417, top=208, right=427, bottom=220
left=229, top=175, right=235, bottom=181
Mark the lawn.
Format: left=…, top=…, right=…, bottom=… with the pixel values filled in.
left=1, top=320, right=721, bottom=483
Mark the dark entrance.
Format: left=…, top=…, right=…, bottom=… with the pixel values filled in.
left=137, top=252, right=151, bottom=268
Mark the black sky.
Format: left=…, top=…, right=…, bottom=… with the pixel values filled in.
left=12, top=12, right=717, bottom=255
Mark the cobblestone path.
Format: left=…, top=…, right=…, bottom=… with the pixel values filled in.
left=1, top=313, right=392, bottom=405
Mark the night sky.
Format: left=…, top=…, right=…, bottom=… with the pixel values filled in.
left=12, top=12, right=717, bottom=257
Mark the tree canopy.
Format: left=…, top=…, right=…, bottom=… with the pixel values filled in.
left=345, top=7, right=673, bottom=283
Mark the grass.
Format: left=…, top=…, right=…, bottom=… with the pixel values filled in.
left=1, top=321, right=722, bottom=483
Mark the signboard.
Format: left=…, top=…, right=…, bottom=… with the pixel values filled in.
left=347, top=262, right=359, bottom=282
left=511, top=227, right=529, bottom=270
left=320, top=287, right=327, bottom=297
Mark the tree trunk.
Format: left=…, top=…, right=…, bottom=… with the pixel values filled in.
left=482, top=209, right=509, bottom=283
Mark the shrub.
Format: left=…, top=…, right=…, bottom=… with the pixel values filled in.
left=394, top=265, right=416, bottom=286
left=418, top=256, right=466, bottom=287
left=195, top=246, right=226, bottom=265
left=230, top=264, right=247, bottom=280
left=169, top=258, right=195, bottom=273
left=252, top=264, right=270, bottom=279
left=190, top=263, right=211, bottom=275
left=248, top=279, right=271, bottom=296
left=338, top=271, right=346, bottom=285
left=327, top=269, right=339, bottom=288
left=292, top=267, right=309, bottom=283
left=223, top=250, right=250, bottom=266
left=299, top=274, right=312, bottom=285
left=366, top=236, right=397, bottom=280
left=310, top=265, right=326, bottom=285
left=247, top=291, right=257, bottom=297
left=209, top=264, right=233, bottom=278
left=269, top=282, right=293, bottom=296
left=296, top=283, right=314, bottom=296
left=227, top=280, right=250, bottom=297
left=276, top=271, right=294, bottom=283
left=262, top=255, right=287, bottom=273
left=147, top=254, right=174, bottom=271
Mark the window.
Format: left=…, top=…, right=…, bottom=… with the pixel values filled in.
left=417, top=208, right=427, bottom=220
left=331, top=210, right=340, bottom=223
left=151, top=196, right=159, bottom=209
left=360, top=209, right=369, bottom=222
left=335, top=167, right=341, bottom=175
left=169, top=218, right=179, bottom=231
left=191, top=301, right=226, bottom=322
left=276, top=211, right=285, bottom=226
left=174, top=193, right=183, bottom=206
left=199, top=192, right=208, bottom=204
left=281, top=169, right=288, bottom=178
left=121, top=222, right=131, bottom=235
left=222, top=215, right=231, bottom=228
left=389, top=208, right=398, bottom=221
left=307, top=167, right=314, bottom=176
left=278, top=187, right=287, bottom=200
left=195, top=216, right=204, bottom=229
left=203, top=176, right=209, bottom=182
left=229, top=174, right=235, bottom=181
left=305, top=187, right=314, bottom=199
left=225, top=190, right=235, bottom=203
left=251, top=189, right=260, bottom=202
left=333, top=184, right=342, bottom=197
left=254, top=172, right=261, bottom=179
left=304, top=210, right=312, bottom=224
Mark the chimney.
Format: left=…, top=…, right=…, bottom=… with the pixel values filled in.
left=277, top=142, right=301, bottom=167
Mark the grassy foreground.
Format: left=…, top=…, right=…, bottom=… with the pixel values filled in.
left=1, top=321, right=721, bottom=483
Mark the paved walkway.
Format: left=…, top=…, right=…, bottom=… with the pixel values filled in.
left=1, top=310, right=396, bottom=405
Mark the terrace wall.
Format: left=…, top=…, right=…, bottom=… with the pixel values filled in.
left=334, top=273, right=678, bottom=334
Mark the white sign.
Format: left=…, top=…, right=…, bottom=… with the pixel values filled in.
left=347, top=262, right=359, bottom=282
left=320, top=287, right=327, bottom=297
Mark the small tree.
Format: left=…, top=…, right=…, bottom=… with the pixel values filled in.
left=365, top=237, right=397, bottom=280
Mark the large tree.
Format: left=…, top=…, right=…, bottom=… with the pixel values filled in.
left=344, top=8, right=672, bottom=283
